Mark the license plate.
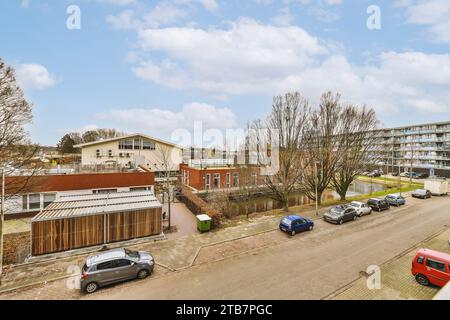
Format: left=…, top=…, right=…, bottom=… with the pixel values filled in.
left=281, top=227, right=287, bottom=232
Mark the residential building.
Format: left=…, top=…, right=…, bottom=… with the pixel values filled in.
left=74, top=134, right=183, bottom=175
left=180, top=162, right=261, bottom=192
left=378, top=121, right=450, bottom=177
left=4, top=172, right=155, bottom=219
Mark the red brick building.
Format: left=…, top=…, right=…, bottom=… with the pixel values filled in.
left=180, top=163, right=261, bottom=191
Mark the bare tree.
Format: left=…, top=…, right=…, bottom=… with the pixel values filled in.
left=0, top=59, right=38, bottom=284
left=155, top=144, right=179, bottom=230
left=301, top=92, right=343, bottom=205
left=331, top=105, right=380, bottom=200
left=253, top=92, right=309, bottom=212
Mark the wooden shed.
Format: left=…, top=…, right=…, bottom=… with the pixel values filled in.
left=31, top=191, right=162, bottom=256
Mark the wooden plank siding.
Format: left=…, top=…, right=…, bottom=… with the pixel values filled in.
left=106, top=208, right=162, bottom=243
left=31, top=208, right=162, bottom=256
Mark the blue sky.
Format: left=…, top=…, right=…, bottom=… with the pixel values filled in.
left=1, top=0, right=450, bottom=146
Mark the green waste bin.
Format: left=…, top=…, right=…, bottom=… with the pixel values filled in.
left=196, top=214, right=212, bottom=233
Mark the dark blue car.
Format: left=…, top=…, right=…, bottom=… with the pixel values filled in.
left=279, top=215, right=314, bottom=236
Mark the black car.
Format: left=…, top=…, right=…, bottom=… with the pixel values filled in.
left=367, top=198, right=390, bottom=211
left=323, top=205, right=358, bottom=225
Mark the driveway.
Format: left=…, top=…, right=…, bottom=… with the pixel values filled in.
left=163, top=202, right=198, bottom=239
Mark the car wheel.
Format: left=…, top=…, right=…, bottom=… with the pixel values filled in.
left=308, top=225, right=313, bottom=231
left=137, top=269, right=150, bottom=279
left=415, top=274, right=430, bottom=286
left=353, top=215, right=357, bottom=221
left=85, top=282, right=99, bottom=294
left=290, top=230, right=296, bottom=236
left=339, top=219, right=343, bottom=225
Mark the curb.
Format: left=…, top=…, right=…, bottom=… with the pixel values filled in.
left=321, top=225, right=450, bottom=300
left=0, top=274, right=74, bottom=295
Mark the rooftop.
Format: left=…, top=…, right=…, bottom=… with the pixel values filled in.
left=32, top=191, right=161, bottom=222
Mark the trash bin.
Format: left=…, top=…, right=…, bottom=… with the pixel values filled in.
left=196, top=214, right=212, bottom=233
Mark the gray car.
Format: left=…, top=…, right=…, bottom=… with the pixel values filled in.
left=323, top=205, right=358, bottom=225
left=80, top=248, right=155, bottom=294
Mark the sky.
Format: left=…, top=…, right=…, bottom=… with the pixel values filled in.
left=1, top=0, right=450, bottom=146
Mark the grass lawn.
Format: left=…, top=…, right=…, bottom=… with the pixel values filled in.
left=219, top=178, right=423, bottom=228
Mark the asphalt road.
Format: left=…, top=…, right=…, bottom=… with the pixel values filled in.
left=87, top=195, right=450, bottom=300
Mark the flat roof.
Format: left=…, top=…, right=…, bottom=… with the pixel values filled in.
left=32, top=191, right=161, bottom=222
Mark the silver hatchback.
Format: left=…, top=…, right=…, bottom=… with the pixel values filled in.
left=80, top=248, right=155, bottom=294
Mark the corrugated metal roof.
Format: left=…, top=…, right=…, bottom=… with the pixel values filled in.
left=32, top=190, right=161, bottom=222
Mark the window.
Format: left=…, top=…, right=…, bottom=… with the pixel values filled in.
left=130, top=187, right=148, bottom=192
left=226, top=173, right=231, bottom=189
left=43, top=194, right=56, bottom=208
left=96, top=261, right=115, bottom=271
left=213, top=173, right=220, bottom=189
left=119, top=140, right=133, bottom=150
left=29, top=194, right=41, bottom=210
left=134, top=138, right=141, bottom=150
left=22, top=195, right=28, bottom=210
left=417, top=256, right=425, bottom=264
left=426, top=259, right=446, bottom=272
left=252, top=173, right=257, bottom=186
left=205, top=174, right=211, bottom=190
left=142, top=141, right=156, bottom=150
left=93, top=189, right=118, bottom=194
left=108, top=150, right=113, bottom=157
left=233, top=173, right=239, bottom=188
left=114, top=259, right=132, bottom=268
left=96, top=149, right=101, bottom=157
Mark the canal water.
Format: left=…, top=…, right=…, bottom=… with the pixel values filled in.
left=226, top=180, right=386, bottom=217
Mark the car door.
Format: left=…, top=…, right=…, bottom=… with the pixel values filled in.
left=112, top=259, right=137, bottom=281
left=425, top=258, right=449, bottom=287
left=295, top=219, right=308, bottom=232
left=362, top=204, right=371, bottom=214
left=94, top=260, right=117, bottom=285
left=343, top=209, right=352, bottom=222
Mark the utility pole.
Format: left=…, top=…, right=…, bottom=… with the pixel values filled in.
left=314, top=161, right=319, bottom=217
left=0, top=166, right=5, bottom=286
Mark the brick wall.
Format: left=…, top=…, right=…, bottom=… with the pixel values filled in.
left=2, top=232, right=30, bottom=265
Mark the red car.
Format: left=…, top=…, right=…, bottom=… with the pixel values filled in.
left=411, top=248, right=450, bottom=287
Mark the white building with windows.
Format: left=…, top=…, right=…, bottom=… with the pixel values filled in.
left=74, top=134, right=183, bottom=175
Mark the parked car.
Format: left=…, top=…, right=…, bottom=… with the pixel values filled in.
left=411, top=189, right=432, bottom=199
left=411, top=248, right=450, bottom=287
left=367, top=198, right=390, bottom=211
left=80, top=248, right=155, bottom=294
left=400, top=172, right=409, bottom=177
left=417, top=173, right=429, bottom=179
left=323, top=205, right=357, bottom=225
left=391, top=172, right=399, bottom=177
left=367, top=171, right=381, bottom=177
left=279, top=215, right=314, bottom=236
left=349, top=201, right=372, bottom=217
left=385, top=194, right=406, bottom=207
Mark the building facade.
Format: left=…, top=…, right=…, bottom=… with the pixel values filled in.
left=4, top=172, right=155, bottom=218
left=75, top=134, right=183, bottom=175
left=379, top=121, right=450, bottom=177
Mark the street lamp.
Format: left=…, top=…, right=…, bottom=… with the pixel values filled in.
left=314, top=161, right=319, bottom=217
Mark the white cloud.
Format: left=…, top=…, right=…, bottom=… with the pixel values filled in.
left=395, top=0, right=450, bottom=43
left=127, top=18, right=450, bottom=116
left=97, top=102, right=237, bottom=138
left=20, top=0, right=31, bottom=8
left=16, top=63, right=57, bottom=90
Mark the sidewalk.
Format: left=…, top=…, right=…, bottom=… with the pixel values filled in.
left=329, top=227, right=450, bottom=300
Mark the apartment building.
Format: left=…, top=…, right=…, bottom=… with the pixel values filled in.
left=379, top=121, right=450, bottom=177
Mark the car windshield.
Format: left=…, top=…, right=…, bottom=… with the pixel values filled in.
left=350, top=203, right=359, bottom=208
left=124, top=249, right=140, bottom=259
left=332, top=206, right=345, bottom=213
left=282, top=218, right=292, bottom=226
left=415, top=189, right=424, bottom=194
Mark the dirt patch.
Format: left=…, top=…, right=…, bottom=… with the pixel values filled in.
left=194, top=230, right=290, bottom=265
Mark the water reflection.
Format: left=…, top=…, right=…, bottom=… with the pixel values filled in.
left=228, top=180, right=385, bottom=217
